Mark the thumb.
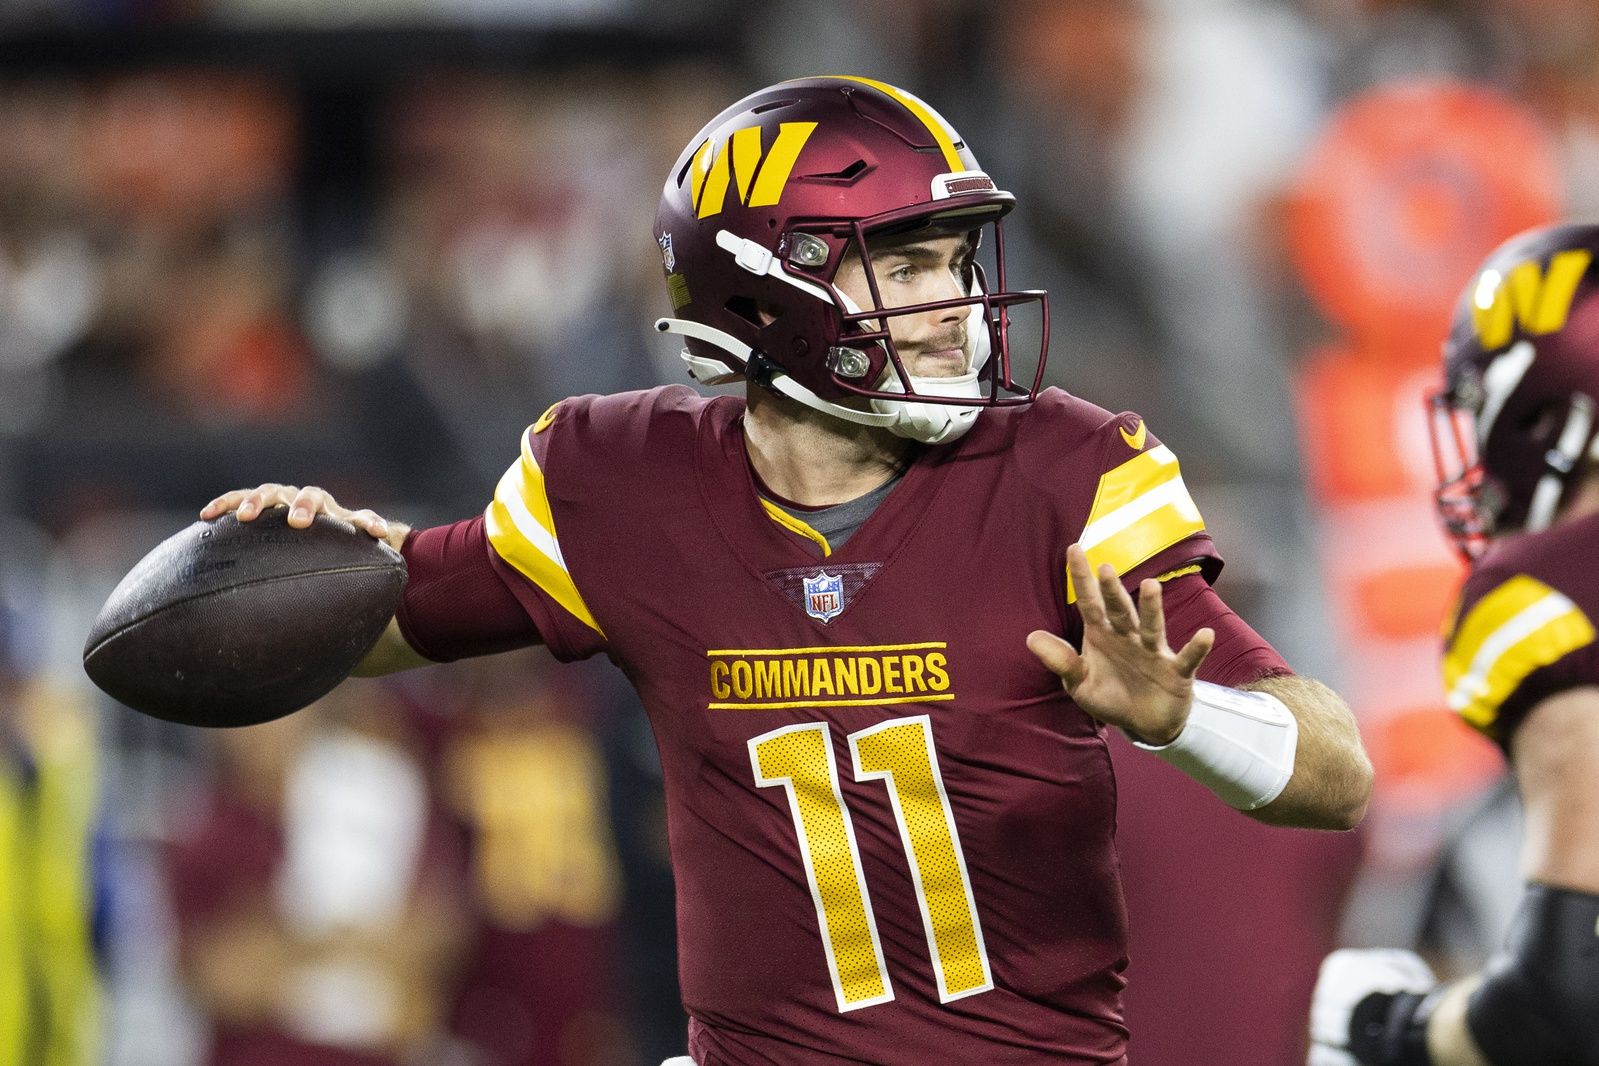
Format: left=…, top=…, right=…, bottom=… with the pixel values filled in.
left=1027, top=630, right=1085, bottom=690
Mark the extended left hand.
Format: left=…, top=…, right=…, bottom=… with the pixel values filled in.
left=1026, top=543, right=1213, bottom=745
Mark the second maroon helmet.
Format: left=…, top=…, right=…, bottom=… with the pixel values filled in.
left=1431, top=222, right=1599, bottom=556
left=653, top=76, right=1048, bottom=445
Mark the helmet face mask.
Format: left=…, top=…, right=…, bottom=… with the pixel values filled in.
left=1427, top=376, right=1497, bottom=559
left=1432, top=223, right=1599, bottom=558
left=654, top=76, right=1049, bottom=444
left=794, top=220, right=1041, bottom=401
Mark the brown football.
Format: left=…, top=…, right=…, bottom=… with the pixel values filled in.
left=83, top=507, right=406, bottom=727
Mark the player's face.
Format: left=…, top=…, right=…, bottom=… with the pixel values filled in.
left=834, top=232, right=972, bottom=379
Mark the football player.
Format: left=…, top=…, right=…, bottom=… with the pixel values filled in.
left=1309, top=223, right=1599, bottom=1066
left=205, top=77, right=1372, bottom=1064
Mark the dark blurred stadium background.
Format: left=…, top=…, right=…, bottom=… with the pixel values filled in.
left=0, top=0, right=1593, bottom=1063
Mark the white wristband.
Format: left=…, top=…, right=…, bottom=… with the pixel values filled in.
left=1129, top=680, right=1298, bottom=810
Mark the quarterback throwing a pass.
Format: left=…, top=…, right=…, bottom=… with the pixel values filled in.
left=1311, top=225, right=1599, bottom=1066
left=208, top=78, right=1371, bottom=1064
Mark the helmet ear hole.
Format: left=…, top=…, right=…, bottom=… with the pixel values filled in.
left=724, top=298, right=788, bottom=331
left=729, top=294, right=764, bottom=327
left=724, top=297, right=767, bottom=329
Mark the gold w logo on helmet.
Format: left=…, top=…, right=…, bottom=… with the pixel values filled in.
left=1472, top=249, right=1594, bottom=350
left=690, top=122, right=819, bottom=219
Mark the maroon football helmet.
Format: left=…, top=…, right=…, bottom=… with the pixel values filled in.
left=1430, top=222, right=1599, bottom=557
left=653, top=76, right=1048, bottom=444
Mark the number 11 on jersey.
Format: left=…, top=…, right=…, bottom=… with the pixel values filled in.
left=749, top=714, right=993, bottom=1013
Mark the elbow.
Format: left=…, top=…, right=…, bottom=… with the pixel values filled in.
left=1324, top=794, right=1369, bottom=833
left=1323, top=751, right=1374, bottom=831
left=1262, top=749, right=1373, bottom=831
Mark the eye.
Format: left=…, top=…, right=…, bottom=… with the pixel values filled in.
left=887, top=263, right=915, bottom=283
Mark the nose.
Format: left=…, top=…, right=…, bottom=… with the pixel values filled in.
left=931, top=271, right=967, bottom=322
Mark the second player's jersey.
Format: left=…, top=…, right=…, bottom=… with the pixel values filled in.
left=477, top=385, right=1252, bottom=1065
left=1443, top=513, right=1599, bottom=749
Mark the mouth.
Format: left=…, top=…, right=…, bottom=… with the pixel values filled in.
left=907, top=347, right=968, bottom=377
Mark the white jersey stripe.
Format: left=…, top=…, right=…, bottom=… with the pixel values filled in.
left=496, top=460, right=571, bottom=574
left=1078, top=453, right=1193, bottom=549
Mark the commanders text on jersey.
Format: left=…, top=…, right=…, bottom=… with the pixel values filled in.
left=707, top=642, right=953, bottom=708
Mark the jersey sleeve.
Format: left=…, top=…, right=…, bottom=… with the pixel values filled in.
left=395, top=515, right=543, bottom=662
left=1156, top=573, right=1292, bottom=687
left=1067, top=410, right=1221, bottom=604
left=479, top=400, right=610, bottom=662
left=1443, top=567, right=1599, bottom=745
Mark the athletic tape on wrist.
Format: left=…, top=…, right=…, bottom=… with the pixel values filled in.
left=1129, top=680, right=1298, bottom=810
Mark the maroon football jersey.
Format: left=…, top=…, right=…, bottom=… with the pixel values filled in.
left=465, top=384, right=1281, bottom=1065
left=1443, top=512, right=1599, bottom=749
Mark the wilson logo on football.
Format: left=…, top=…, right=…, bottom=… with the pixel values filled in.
left=689, top=121, right=819, bottom=219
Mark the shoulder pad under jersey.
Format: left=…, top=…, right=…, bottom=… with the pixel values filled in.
left=1443, top=516, right=1599, bottom=743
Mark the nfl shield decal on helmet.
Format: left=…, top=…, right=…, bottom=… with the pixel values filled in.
left=803, top=571, right=844, bottom=623
left=657, top=232, right=675, bottom=272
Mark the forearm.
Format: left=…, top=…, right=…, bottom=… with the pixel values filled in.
left=1425, top=979, right=1493, bottom=1066
left=349, top=521, right=432, bottom=677
left=1242, top=674, right=1372, bottom=830
left=350, top=618, right=432, bottom=677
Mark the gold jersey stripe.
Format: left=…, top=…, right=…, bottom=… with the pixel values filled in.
left=532, top=401, right=561, bottom=434
left=822, top=76, right=964, bottom=173
left=1157, top=564, right=1202, bottom=582
left=714, top=694, right=957, bottom=711
left=484, top=431, right=605, bottom=637
left=1067, top=446, right=1206, bottom=603
left=709, top=642, right=946, bottom=657
left=760, top=498, right=832, bottom=557
left=1445, top=575, right=1556, bottom=680
left=1444, top=576, right=1595, bottom=729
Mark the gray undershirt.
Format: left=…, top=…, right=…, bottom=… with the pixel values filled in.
left=762, top=470, right=905, bottom=551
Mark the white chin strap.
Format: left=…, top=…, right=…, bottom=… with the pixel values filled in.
left=1526, top=392, right=1597, bottom=532
left=870, top=367, right=982, bottom=444
left=655, top=308, right=989, bottom=445
left=847, top=286, right=989, bottom=445
left=657, top=317, right=898, bottom=429
left=869, top=300, right=991, bottom=447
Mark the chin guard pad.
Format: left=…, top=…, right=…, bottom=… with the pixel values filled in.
left=1466, top=882, right=1599, bottom=1066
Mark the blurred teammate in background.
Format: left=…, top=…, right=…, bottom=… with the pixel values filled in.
left=0, top=579, right=101, bottom=1066
left=1310, top=223, right=1599, bottom=1066
left=205, top=77, right=1372, bottom=1065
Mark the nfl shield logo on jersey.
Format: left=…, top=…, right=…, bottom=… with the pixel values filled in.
left=803, top=571, right=844, bottom=623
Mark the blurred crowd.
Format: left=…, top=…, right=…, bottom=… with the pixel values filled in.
left=2, top=0, right=1598, bottom=1063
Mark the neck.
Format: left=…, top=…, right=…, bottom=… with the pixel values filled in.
left=742, top=384, right=915, bottom=507
left=1554, top=469, right=1599, bottom=528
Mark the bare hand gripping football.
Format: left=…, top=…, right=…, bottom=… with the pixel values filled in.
left=82, top=485, right=408, bottom=727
